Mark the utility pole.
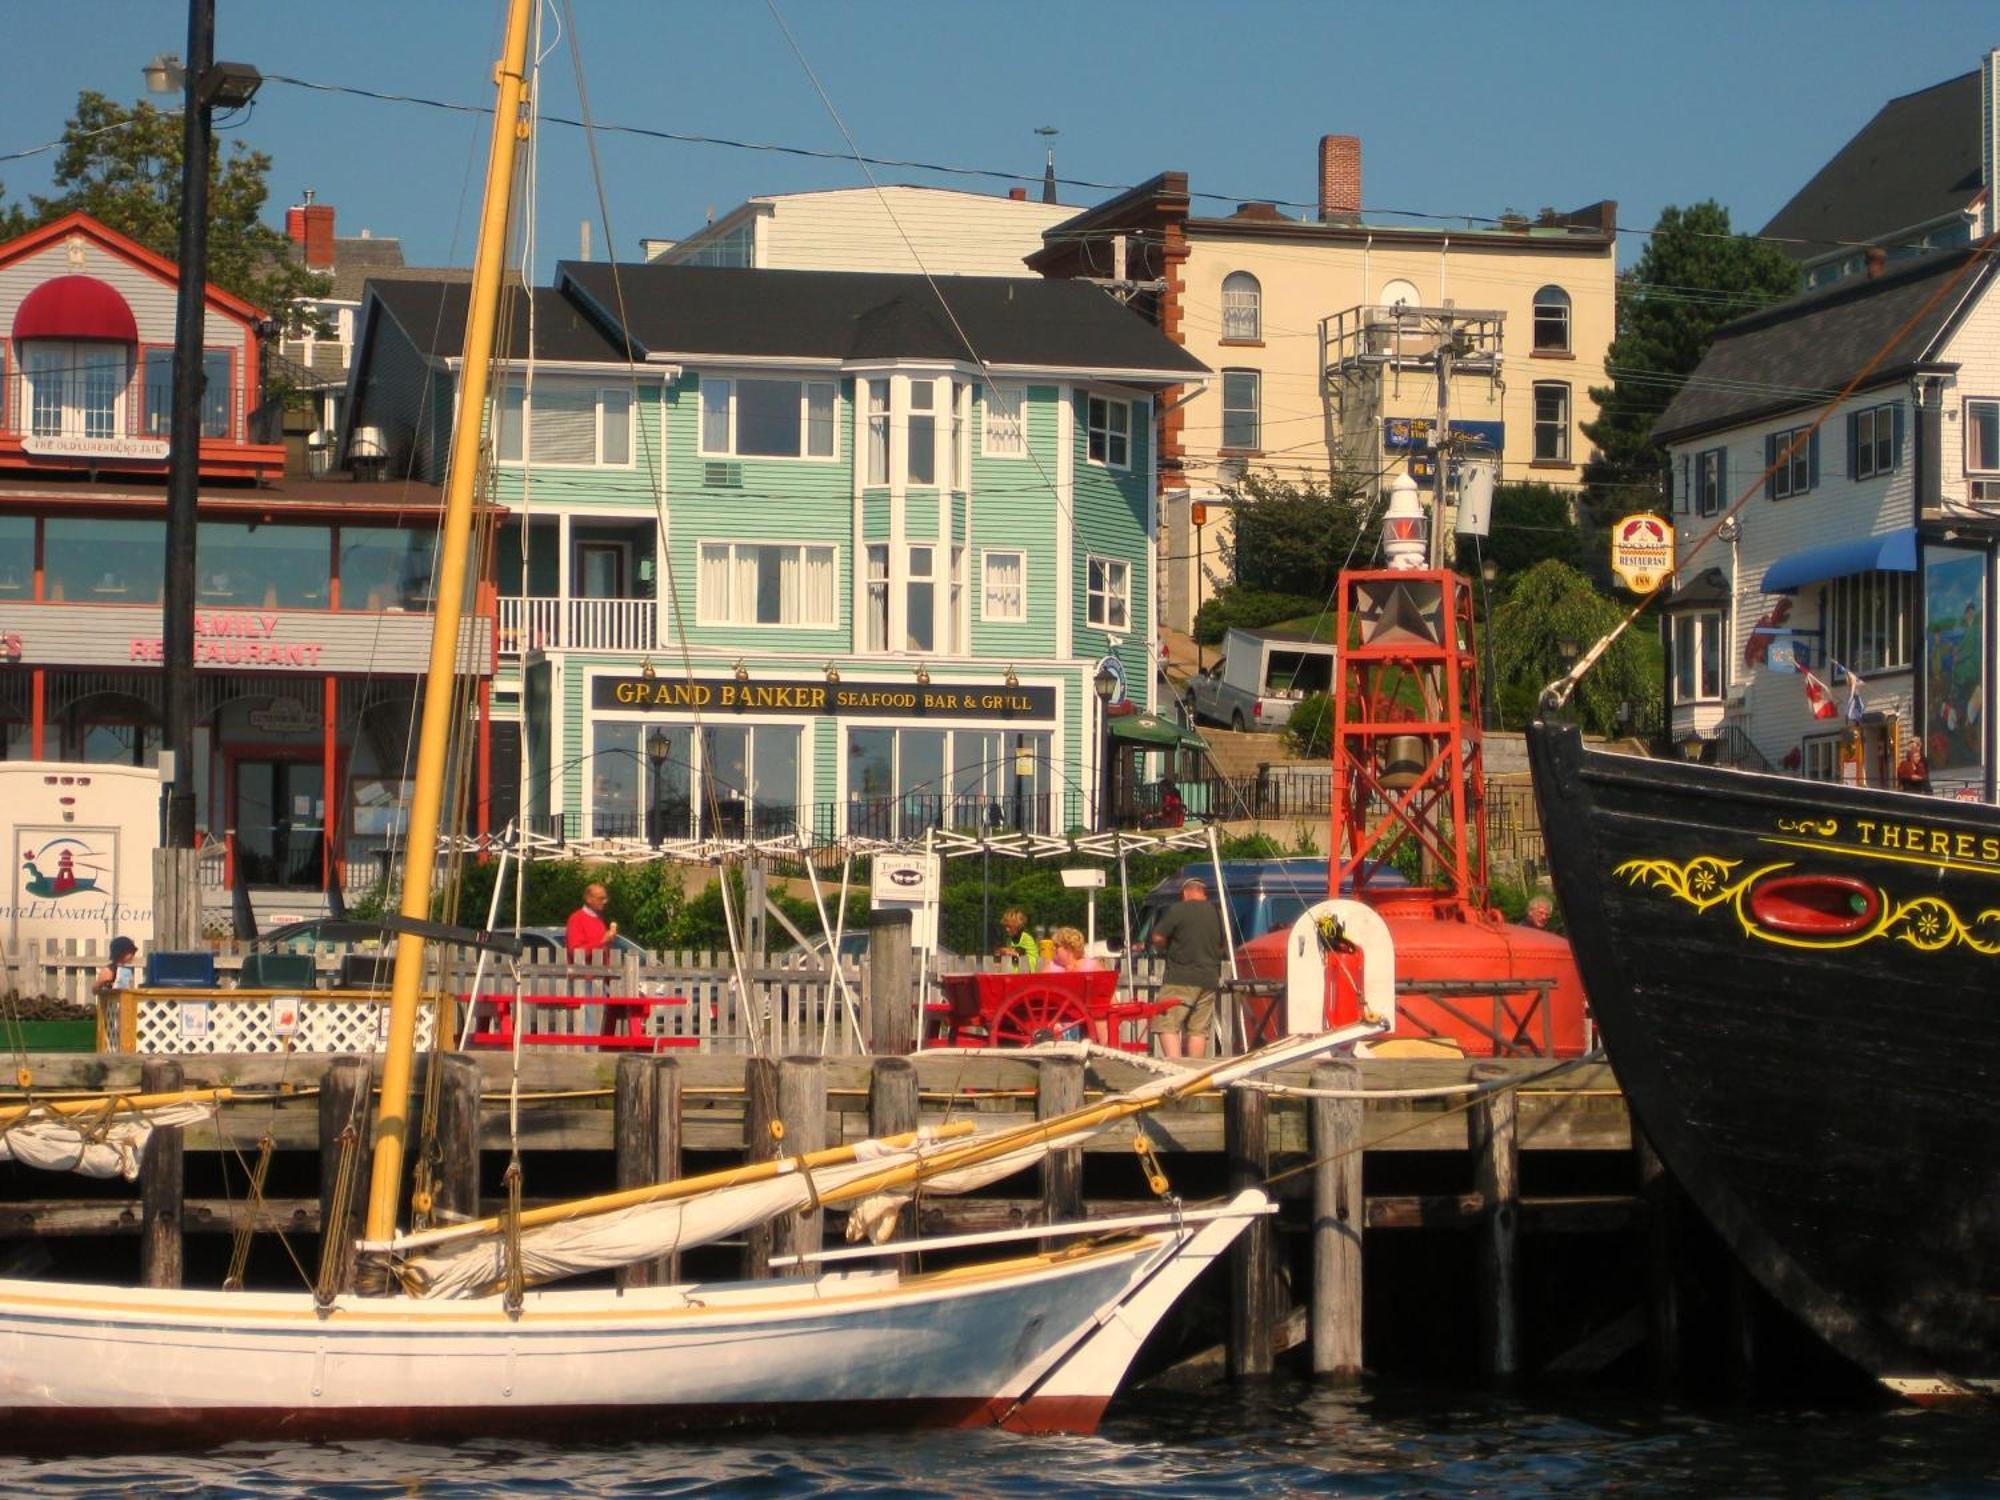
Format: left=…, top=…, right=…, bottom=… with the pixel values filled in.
left=161, top=0, right=214, bottom=859
left=1430, top=303, right=1454, bottom=570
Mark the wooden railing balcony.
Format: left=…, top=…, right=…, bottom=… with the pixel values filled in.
left=498, top=595, right=658, bottom=656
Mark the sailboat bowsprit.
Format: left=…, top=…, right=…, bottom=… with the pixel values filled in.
left=1526, top=720, right=2000, bottom=1401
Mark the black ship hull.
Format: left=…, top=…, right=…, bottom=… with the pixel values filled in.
left=1526, top=721, right=1999, bottom=1398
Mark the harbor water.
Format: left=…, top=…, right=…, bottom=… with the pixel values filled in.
left=0, top=1383, right=1992, bottom=1497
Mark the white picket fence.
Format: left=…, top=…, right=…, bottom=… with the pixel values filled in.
left=2, top=940, right=1177, bottom=1057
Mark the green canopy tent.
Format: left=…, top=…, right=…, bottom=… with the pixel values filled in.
left=1104, top=711, right=1208, bottom=826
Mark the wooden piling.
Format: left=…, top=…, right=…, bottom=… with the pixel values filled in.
left=1635, top=1126, right=1682, bottom=1392
left=433, top=1052, right=482, bottom=1225
left=1225, top=1083, right=1273, bottom=1380
left=741, top=1055, right=779, bottom=1278
left=1470, top=1061, right=1520, bottom=1381
left=866, top=910, right=915, bottom=1056
left=867, top=1056, right=920, bottom=1253
left=773, top=1056, right=827, bottom=1275
left=651, top=1056, right=683, bottom=1284
left=317, top=1056, right=374, bottom=1295
left=138, top=1056, right=184, bottom=1289
left=1037, top=1055, right=1085, bottom=1233
left=613, top=1055, right=659, bottom=1290
left=1310, top=1059, right=1364, bottom=1379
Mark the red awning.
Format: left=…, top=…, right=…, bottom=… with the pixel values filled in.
left=12, top=275, right=139, bottom=344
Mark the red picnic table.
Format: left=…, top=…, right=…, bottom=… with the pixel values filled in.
left=461, top=992, right=696, bottom=1051
left=925, top=969, right=1168, bottom=1051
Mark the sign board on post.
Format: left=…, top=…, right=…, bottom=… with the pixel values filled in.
left=870, top=852, right=941, bottom=952
left=0, top=762, right=159, bottom=946
left=1611, top=514, right=1675, bottom=594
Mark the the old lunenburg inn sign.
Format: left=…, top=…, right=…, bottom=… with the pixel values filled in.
left=594, top=675, right=1056, bottom=720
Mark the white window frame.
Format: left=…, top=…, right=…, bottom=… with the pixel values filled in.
left=951, top=381, right=971, bottom=490
left=982, top=548, right=1026, bottom=622
left=982, top=384, right=1026, bottom=458
left=1221, top=369, right=1261, bottom=452
left=1532, top=285, right=1572, bottom=353
left=1532, top=380, right=1570, bottom=463
left=1966, top=398, right=2000, bottom=475
left=1694, top=447, right=1726, bottom=516
left=695, top=540, right=840, bottom=629
left=495, top=378, right=635, bottom=468
left=906, top=378, right=938, bottom=486
left=1087, top=553, right=1130, bottom=632
left=695, top=374, right=838, bottom=461
left=1801, top=731, right=1843, bottom=783
left=1825, top=570, right=1912, bottom=676
left=1086, top=395, right=1130, bottom=470
left=25, top=340, right=127, bottom=441
left=1221, top=271, right=1261, bottom=341
left=1852, top=403, right=1898, bottom=481
left=864, top=543, right=889, bottom=652
left=1672, top=608, right=1723, bottom=703
left=865, top=379, right=890, bottom=486
left=904, top=542, right=937, bottom=652
left=1768, top=423, right=1813, bottom=500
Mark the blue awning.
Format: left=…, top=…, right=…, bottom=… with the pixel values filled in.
left=1762, top=528, right=1919, bottom=594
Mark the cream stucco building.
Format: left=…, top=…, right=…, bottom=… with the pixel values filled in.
left=1032, top=138, right=1618, bottom=633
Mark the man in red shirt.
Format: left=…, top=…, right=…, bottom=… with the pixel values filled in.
left=565, top=882, right=617, bottom=952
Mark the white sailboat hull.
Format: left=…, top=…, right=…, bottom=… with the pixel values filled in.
left=0, top=1192, right=1265, bottom=1447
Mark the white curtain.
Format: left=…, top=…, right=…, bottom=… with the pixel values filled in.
left=803, top=547, right=835, bottom=626
left=778, top=545, right=801, bottom=625
left=734, top=545, right=760, bottom=624
left=699, top=543, right=731, bottom=623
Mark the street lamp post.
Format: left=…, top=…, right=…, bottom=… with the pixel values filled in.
left=645, top=728, right=671, bottom=846
left=1093, top=661, right=1119, bottom=830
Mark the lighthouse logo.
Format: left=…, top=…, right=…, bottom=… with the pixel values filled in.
left=22, top=837, right=105, bottom=900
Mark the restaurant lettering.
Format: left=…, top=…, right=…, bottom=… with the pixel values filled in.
left=596, top=675, right=1055, bottom=721
left=128, top=610, right=325, bottom=667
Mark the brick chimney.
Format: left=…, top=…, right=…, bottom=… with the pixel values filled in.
left=1319, top=134, right=1361, bottom=222
left=1008, top=186, right=1027, bottom=201
left=286, top=191, right=337, bottom=270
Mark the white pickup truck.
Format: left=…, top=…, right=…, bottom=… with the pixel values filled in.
left=1187, top=627, right=1336, bottom=732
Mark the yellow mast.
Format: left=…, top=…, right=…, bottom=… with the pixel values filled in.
left=362, top=0, right=535, bottom=1246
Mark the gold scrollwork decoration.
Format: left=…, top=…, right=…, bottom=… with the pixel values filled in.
left=1611, top=854, right=2000, bottom=956
left=1774, top=817, right=1838, bottom=838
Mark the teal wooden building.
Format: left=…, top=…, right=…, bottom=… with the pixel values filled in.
left=346, top=264, right=1207, bottom=845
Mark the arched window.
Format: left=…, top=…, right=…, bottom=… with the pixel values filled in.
left=1533, top=285, right=1571, bottom=353
left=1221, top=271, right=1261, bottom=341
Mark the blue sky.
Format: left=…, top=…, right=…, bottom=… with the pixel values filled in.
left=3, top=2, right=1994, bottom=275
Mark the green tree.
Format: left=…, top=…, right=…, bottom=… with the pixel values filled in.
left=1217, top=465, right=1374, bottom=602
left=1482, top=482, right=1585, bottom=587
left=1580, top=202, right=1799, bottom=558
left=26, top=92, right=327, bottom=325
left=1489, top=559, right=1661, bottom=735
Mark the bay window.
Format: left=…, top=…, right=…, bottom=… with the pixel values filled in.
left=905, top=544, right=935, bottom=651
left=864, top=543, right=889, bottom=650
left=907, top=379, right=937, bottom=485
left=866, top=380, right=889, bottom=484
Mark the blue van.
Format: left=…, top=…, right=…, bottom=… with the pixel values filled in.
left=1130, top=857, right=1403, bottom=948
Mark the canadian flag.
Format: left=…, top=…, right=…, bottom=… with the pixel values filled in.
left=1803, top=671, right=1840, bottom=720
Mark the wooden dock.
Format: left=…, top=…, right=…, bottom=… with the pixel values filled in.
left=0, top=1048, right=1730, bottom=1391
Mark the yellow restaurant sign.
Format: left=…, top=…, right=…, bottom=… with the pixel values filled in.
left=1610, top=513, right=1674, bottom=594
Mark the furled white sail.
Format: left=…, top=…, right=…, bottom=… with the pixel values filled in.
left=0, top=1101, right=218, bottom=1180
left=388, top=1121, right=1098, bottom=1299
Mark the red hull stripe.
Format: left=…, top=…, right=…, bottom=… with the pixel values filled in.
left=0, top=1395, right=1114, bottom=1452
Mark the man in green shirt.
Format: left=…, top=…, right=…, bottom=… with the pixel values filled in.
left=1150, top=878, right=1226, bottom=1058
left=996, top=907, right=1039, bottom=970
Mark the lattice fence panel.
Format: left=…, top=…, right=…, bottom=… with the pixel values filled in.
left=131, top=995, right=440, bottom=1054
